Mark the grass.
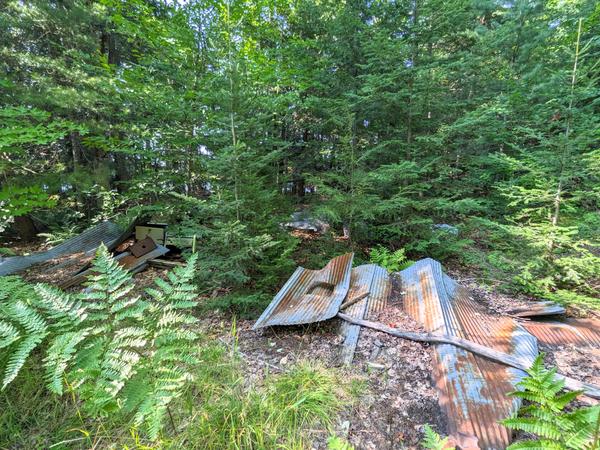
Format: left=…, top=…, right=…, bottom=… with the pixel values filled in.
left=0, top=336, right=358, bottom=450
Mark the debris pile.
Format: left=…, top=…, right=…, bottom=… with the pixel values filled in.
left=253, top=254, right=600, bottom=449
left=1, top=220, right=185, bottom=287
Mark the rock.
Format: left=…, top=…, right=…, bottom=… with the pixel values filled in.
left=432, top=223, right=459, bottom=235
left=367, top=362, right=386, bottom=370
left=281, top=211, right=330, bottom=234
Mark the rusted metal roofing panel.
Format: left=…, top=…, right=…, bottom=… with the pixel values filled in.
left=522, top=318, right=600, bottom=347
left=366, top=265, right=390, bottom=319
left=253, top=253, right=354, bottom=329
left=340, top=265, right=375, bottom=364
left=340, top=264, right=391, bottom=364
left=0, top=221, right=123, bottom=276
left=508, top=301, right=566, bottom=318
left=400, top=258, right=538, bottom=450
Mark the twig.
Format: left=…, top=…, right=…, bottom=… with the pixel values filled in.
left=337, top=312, right=600, bottom=399
left=340, top=291, right=369, bottom=310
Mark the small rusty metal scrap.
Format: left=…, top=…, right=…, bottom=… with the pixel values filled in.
left=399, top=258, right=538, bottom=450
left=253, top=253, right=354, bottom=329
left=508, top=300, right=566, bottom=318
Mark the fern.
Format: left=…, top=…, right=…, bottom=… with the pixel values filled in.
left=0, top=278, right=50, bottom=389
left=124, top=253, right=199, bottom=439
left=421, top=424, right=454, bottom=450
left=0, top=244, right=201, bottom=439
left=369, top=246, right=414, bottom=272
left=502, top=354, right=600, bottom=449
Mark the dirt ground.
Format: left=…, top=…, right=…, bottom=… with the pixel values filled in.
left=5, top=242, right=599, bottom=449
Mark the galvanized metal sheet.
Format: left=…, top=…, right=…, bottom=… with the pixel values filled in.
left=339, top=264, right=391, bottom=364
left=253, top=253, right=354, bottom=329
left=400, top=259, right=538, bottom=450
left=0, top=221, right=123, bottom=276
left=522, top=318, right=600, bottom=347
left=508, top=301, right=566, bottom=318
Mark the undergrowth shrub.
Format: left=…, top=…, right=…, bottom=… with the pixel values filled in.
left=369, top=246, right=414, bottom=272
left=502, top=354, right=600, bottom=449
left=0, top=245, right=200, bottom=439
left=464, top=218, right=600, bottom=313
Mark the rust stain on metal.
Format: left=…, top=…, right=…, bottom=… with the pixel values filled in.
left=400, top=259, right=537, bottom=450
left=253, top=253, right=354, bottom=329
left=508, top=301, right=566, bottom=318
left=522, top=318, right=600, bottom=347
left=339, top=264, right=390, bottom=364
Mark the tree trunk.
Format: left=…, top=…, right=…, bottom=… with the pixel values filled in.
left=13, top=215, right=38, bottom=241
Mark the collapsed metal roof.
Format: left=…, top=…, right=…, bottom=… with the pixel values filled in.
left=252, top=253, right=354, bottom=329
left=252, top=254, right=600, bottom=449
left=399, top=258, right=538, bottom=450
left=0, top=221, right=123, bottom=276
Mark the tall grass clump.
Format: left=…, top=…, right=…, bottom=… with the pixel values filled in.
left=176, top=361, right=355, bottom=449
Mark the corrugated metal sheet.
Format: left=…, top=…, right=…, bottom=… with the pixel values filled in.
left=0, top=221, right=123, bottom=276
left=400, top=258, right=538, bottom=450
left=522, top=318, right=600, bottom=347
left=339, top=264, right=390, bottom=364
left=508, top=301, right=566, bottom=318
left=253, top=253, right=354, bottom=329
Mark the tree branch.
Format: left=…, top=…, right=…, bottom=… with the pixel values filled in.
left=337, top=312, right=600, bottom=399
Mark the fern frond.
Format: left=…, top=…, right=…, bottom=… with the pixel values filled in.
left=0, top=320, right=20, bottom=349
left=421, top=424, right=452, bottom=450
left=2, top=331, right=48, bottom=389
left=44, top=329, right=90, bottom=394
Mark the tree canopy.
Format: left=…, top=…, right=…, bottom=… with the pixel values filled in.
left=1, top=0, right=599, bottom=309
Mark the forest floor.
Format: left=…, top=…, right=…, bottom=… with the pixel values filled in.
left=5, top=241, right=600, bottom=449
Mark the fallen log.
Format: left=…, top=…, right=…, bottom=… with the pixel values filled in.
left=337, top=312, right=600, bottom=400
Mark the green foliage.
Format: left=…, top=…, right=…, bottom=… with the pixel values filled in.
left=37, top=225, right=80, bottom=246
left=369, top=246, right=414, bottom=272
left=502, top=354, right=600, bottom=449
left=328, top=435, right=355, bottom=450
left=0, top=245, right=200, bottom=440
left=179, top=361, right=355, bottom=449
left=421, top=424, right=454, bottom=450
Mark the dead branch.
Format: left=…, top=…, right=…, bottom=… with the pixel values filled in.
left=340, top=291, right=370, bottom=310
left=337, top=312, right=600, bottom=400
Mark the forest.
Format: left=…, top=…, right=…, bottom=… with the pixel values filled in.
left=0, top=0, right=599, bottom=449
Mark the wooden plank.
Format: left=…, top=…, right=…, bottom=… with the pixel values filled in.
left=59, top=245, right=169, bottom=289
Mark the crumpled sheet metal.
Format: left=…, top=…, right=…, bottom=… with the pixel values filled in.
left=522, top=318, right=600, bottom=347
left=0, top=221, right=123, bottom=276
left=253, top=253, right=354, bottom=329
left=340, top=264, right=390, bottom=364
left=400, top=258, right=538, bottom=450
left=508, top=300, right=566, bottom=318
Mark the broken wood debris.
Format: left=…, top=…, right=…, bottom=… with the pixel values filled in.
left=507, top=300, right=566, bottom=318
left=6, top=220, right=189, bottom=288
